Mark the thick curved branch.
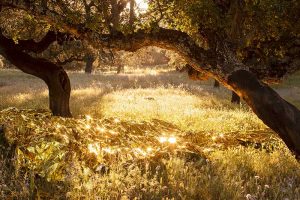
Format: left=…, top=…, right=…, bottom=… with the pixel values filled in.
left=2, top=1, right=297, bottom=82
left=0, top=31, right=72, bottom=117
left=0, top=32, right=60, bottom=80
left=228, top=70, right=300, bottom=159
left=0, top=2, right=220, bottom=77
left=95, top=28, right=221, bottom=78
left=16, top=31, right=70, bottom=53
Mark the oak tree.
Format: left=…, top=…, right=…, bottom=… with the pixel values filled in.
left=0, top=0, right=300, bottom=158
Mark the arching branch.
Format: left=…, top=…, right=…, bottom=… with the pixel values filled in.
left=16, top=31, right=70, bottom=53
left=0, top=31, right=71, bottom=117
left=228, top=70, right=300, bottom=159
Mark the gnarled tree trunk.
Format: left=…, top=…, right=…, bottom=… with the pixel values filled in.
left=44, top=68, right=71, bottom=117
left=228, top=70, right=300, bottom=159
left=0, top=33, right=72, bottom=117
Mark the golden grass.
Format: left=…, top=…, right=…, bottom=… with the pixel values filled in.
left=0, top=69, right=300, bottom=199
left=0, top=69, right=266, bottom=133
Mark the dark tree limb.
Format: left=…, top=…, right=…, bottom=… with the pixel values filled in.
left=15, top=31, right=69, bottom=53
left=0, top=32, right=71, bottom=117
left=228, top=70, right=300, bottom=159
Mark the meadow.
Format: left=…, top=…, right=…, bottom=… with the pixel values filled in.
left=0, top=69, right=300, bottom=199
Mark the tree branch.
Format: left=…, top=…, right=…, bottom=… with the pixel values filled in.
left=0, top=31, right=61, bottom=81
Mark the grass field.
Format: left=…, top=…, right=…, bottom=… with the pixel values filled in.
left=1, top=69, right=300, bottom=199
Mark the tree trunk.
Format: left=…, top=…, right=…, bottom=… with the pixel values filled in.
left=129, top=0, right=135, bottom=31
left=110, top=0, right=121, bottom=32
left=231, top=91, right=240, bottom=104
left=116, top=64, right=124, bottom=74
left=228, top=70, right=300, bottom=159
left=85, top=59, right=94, bottom=74
left=0, top=34, right=72, bottom=117
left=84, top=54, right=95, bottom=74
left=45, top=69, right=71, bottom=117
left=214, top=80, right=220, bottom=88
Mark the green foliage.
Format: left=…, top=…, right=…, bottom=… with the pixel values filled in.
left=1, top=0, right=298, bottom=65
left=0, top=9, right=50, bottom=42
left=142, top=0, right=300, bottom=64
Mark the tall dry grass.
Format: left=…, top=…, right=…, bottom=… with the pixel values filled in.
left=0, top=69, right=300, bottom=199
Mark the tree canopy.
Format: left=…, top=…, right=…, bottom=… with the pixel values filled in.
left=1, top=0, right=299, bottom=81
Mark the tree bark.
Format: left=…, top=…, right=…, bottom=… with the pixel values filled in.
left=85, top=61, right=93, bottom=74
left=228, top=70, right=300, bottom=159
left=45, top=69, right=71, bottom=117
left=0, top=33, right=72, bottom=117
left=129, top=0, right=135, bottom=31
left=231, top=91, right=240, bottom=104
left=84, top=54, right=95, bottom=74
